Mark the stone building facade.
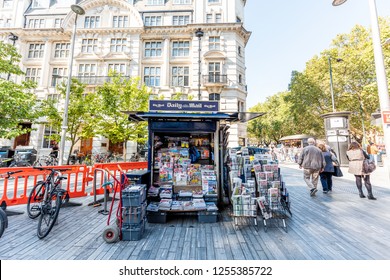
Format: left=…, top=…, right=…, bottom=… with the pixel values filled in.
left=0, top=0, right=251, bottom=159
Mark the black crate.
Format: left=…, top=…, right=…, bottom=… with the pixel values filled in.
left=122, top=203, right=146, bottom=225
left=204, top=194, right=218, bottom=203
left=122, top=185, right=146, bottom=207
left=121, top=219, right=145, bottom=241
left=198, top=211, right=218, bottom=223
left=146, top=211, right=167, bottom=223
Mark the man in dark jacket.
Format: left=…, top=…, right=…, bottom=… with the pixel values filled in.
left=297, top=138, right=325, bottom=196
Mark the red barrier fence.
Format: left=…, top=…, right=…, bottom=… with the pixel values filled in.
left=0, top=162, right=148, bottom=208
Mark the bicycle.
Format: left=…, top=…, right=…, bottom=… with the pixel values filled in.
left=27, top=167, right=70, bottom=239
left=33, top=155, right=58, bottom=167
left=9, top=153, right=31, bottom=167
left=0, top=170, right=23, bottom=238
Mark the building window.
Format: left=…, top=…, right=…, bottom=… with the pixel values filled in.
left=28, top=43, right=45, bottom=58
left=206, top=14, right=212, bottom=23
left=173, top=15, right=190, bottom=25
left=144, top=67, right=161, bottom=87
left=215, top=13, right=222, bottom=23
left=51, top=68, right=68, bottom=87
left=172, top=41, right=190, bottom=57
left=238, top=74, right=243, bottom=84
left=147, top=0, right=164, bottom=5
left=42, top=125, right=58, bottom=149
left=54, top=18, right=63, bottom=28
left=3, top=0, right=13, bottom=8
left=144, top=16, right=162, bottom=26
left=54, top=42, right=70, bottom=58
left=209, top=93, right=220, bottom=101
left=173, top=0, right=191, bottom=4
left=108, top=64, right=126, bottom=75
left=25, top=68, right=41, bottom=84
left=236, top=16, right=242, bottom=23
left=238, top=46, right=242, bottom=56
left=172, top=66, right=189, bottom=87
left=113, top=16, right=129, bottom=28
left=78, top=64, right=97, bottom=77
left=209, top=36, right=220, bottom=50
left=28, top=18, right=45, bottom=28
left=81, top=39, right=98, bottom=53
left=84, top=16, right=100, bottom=28
left=238, top=100, right=245, bottom=112
left=144, top=41, right=162, bottom=57
left=208, top=62, right=221, bottom=82
left=110, top=38, right=127, bottom=52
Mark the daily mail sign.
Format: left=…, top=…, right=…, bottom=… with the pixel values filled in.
left=149, top=100, right=219, bottom=112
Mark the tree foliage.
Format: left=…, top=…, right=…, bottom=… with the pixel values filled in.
left=248, top=17, right=390, bottom=145
left=95, top=74, right=150, bottom=158
left=0, top=41, right=41, bottom=139
left=43, top=79, right=99, bottom=161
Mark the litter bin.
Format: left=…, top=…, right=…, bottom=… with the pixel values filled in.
left=14, top=146, right=37, bottom=165
left=0, top=146, right=14, bottom=167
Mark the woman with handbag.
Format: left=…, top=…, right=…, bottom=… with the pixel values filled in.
left=346, top=141, right=376, bottom=200
left=318, top=144, right=337, bottom=193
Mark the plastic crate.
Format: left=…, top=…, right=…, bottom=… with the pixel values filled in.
left=121, top=218, right=145, bottom=241
left=146, top=211, right=167, bottom=223
left=198, top=211, right=218, bottom=223
left=204, top=194, right=218, bottom=202
left=122, top=185, right=146, bottom=207
left=122, top=203, right=146, bottom=225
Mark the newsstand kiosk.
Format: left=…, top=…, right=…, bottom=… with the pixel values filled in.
left=128, top=100, right=263, bottom=223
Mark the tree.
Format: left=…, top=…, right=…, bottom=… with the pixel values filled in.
left=0, top=41, right=41, bottom=139
left=95, top=75, right=150, bottom=160
left=43, top=79, right=100, bottom=163
left=248, top=17, right=390, bottom=145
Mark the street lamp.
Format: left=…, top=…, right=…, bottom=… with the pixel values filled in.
left=7, top=33, right=18, bottom=81
left=195, top=28, right=204, bottom=100
left=328, top=57, right=343, bottom=112
left=333, top=0, right=390, bottom=178
left=58, top=4, right=85, bottom=166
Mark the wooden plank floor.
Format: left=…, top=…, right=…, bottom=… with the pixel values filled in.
left=1, top=165, right=390, bottom=260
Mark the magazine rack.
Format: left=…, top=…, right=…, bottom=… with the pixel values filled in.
left=256, top=186, right=288, bottom=233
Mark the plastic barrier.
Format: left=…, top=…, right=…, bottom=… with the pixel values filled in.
left=0, top=162, right=148, bottom=208
left=89, top=162, right=148, bottom=197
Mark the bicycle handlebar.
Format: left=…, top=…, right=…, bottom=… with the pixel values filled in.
left=0, top=170, right=23, bottom=179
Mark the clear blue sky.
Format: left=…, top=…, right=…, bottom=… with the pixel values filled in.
left=244, top=0, right=390, bottom=108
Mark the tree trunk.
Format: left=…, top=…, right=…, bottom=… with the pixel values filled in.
left=123, top=140, right=127, bottom=161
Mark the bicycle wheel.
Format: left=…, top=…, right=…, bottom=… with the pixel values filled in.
left=0, top=208, right=7, bottom=238
left=27, top=182, right=46, bottom=219
left=33, top=160, right=42, bottom=167
left=37, top=192, right=62, bottom=239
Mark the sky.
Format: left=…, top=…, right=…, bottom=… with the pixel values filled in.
left=244, top=0, right=390, bottom=108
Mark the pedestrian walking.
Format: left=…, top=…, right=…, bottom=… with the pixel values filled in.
left=346, top=141, right=376, bottom=200
left=318, top=143, right=337, bottom=193
left=297, top=138, right=325, bottom=196
left=367, top=141, right=379, bottom=166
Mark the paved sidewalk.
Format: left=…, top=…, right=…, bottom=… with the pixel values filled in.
left=279, top=162, right=390, bottom=189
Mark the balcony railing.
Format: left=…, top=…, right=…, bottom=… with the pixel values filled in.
left=203, top=74, right=228, bottom=85
left=74, top=76, right=130, bottom=85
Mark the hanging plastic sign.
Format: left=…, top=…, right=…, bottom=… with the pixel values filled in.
left=149, top=100, right=219, bottom=112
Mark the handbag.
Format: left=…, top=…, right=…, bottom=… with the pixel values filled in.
left=333, top=165, right=343, bottom=177
left=362, top=158, right=376, bottom=174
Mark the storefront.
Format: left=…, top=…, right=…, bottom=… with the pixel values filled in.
left=279, top=134, right=315, bottom=148
left=127, top=100, right=263, bottom=220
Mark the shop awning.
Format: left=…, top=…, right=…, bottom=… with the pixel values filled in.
left=279, top=134, right=314, bottom=141
left=126, top=111, right=265, bottom=123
